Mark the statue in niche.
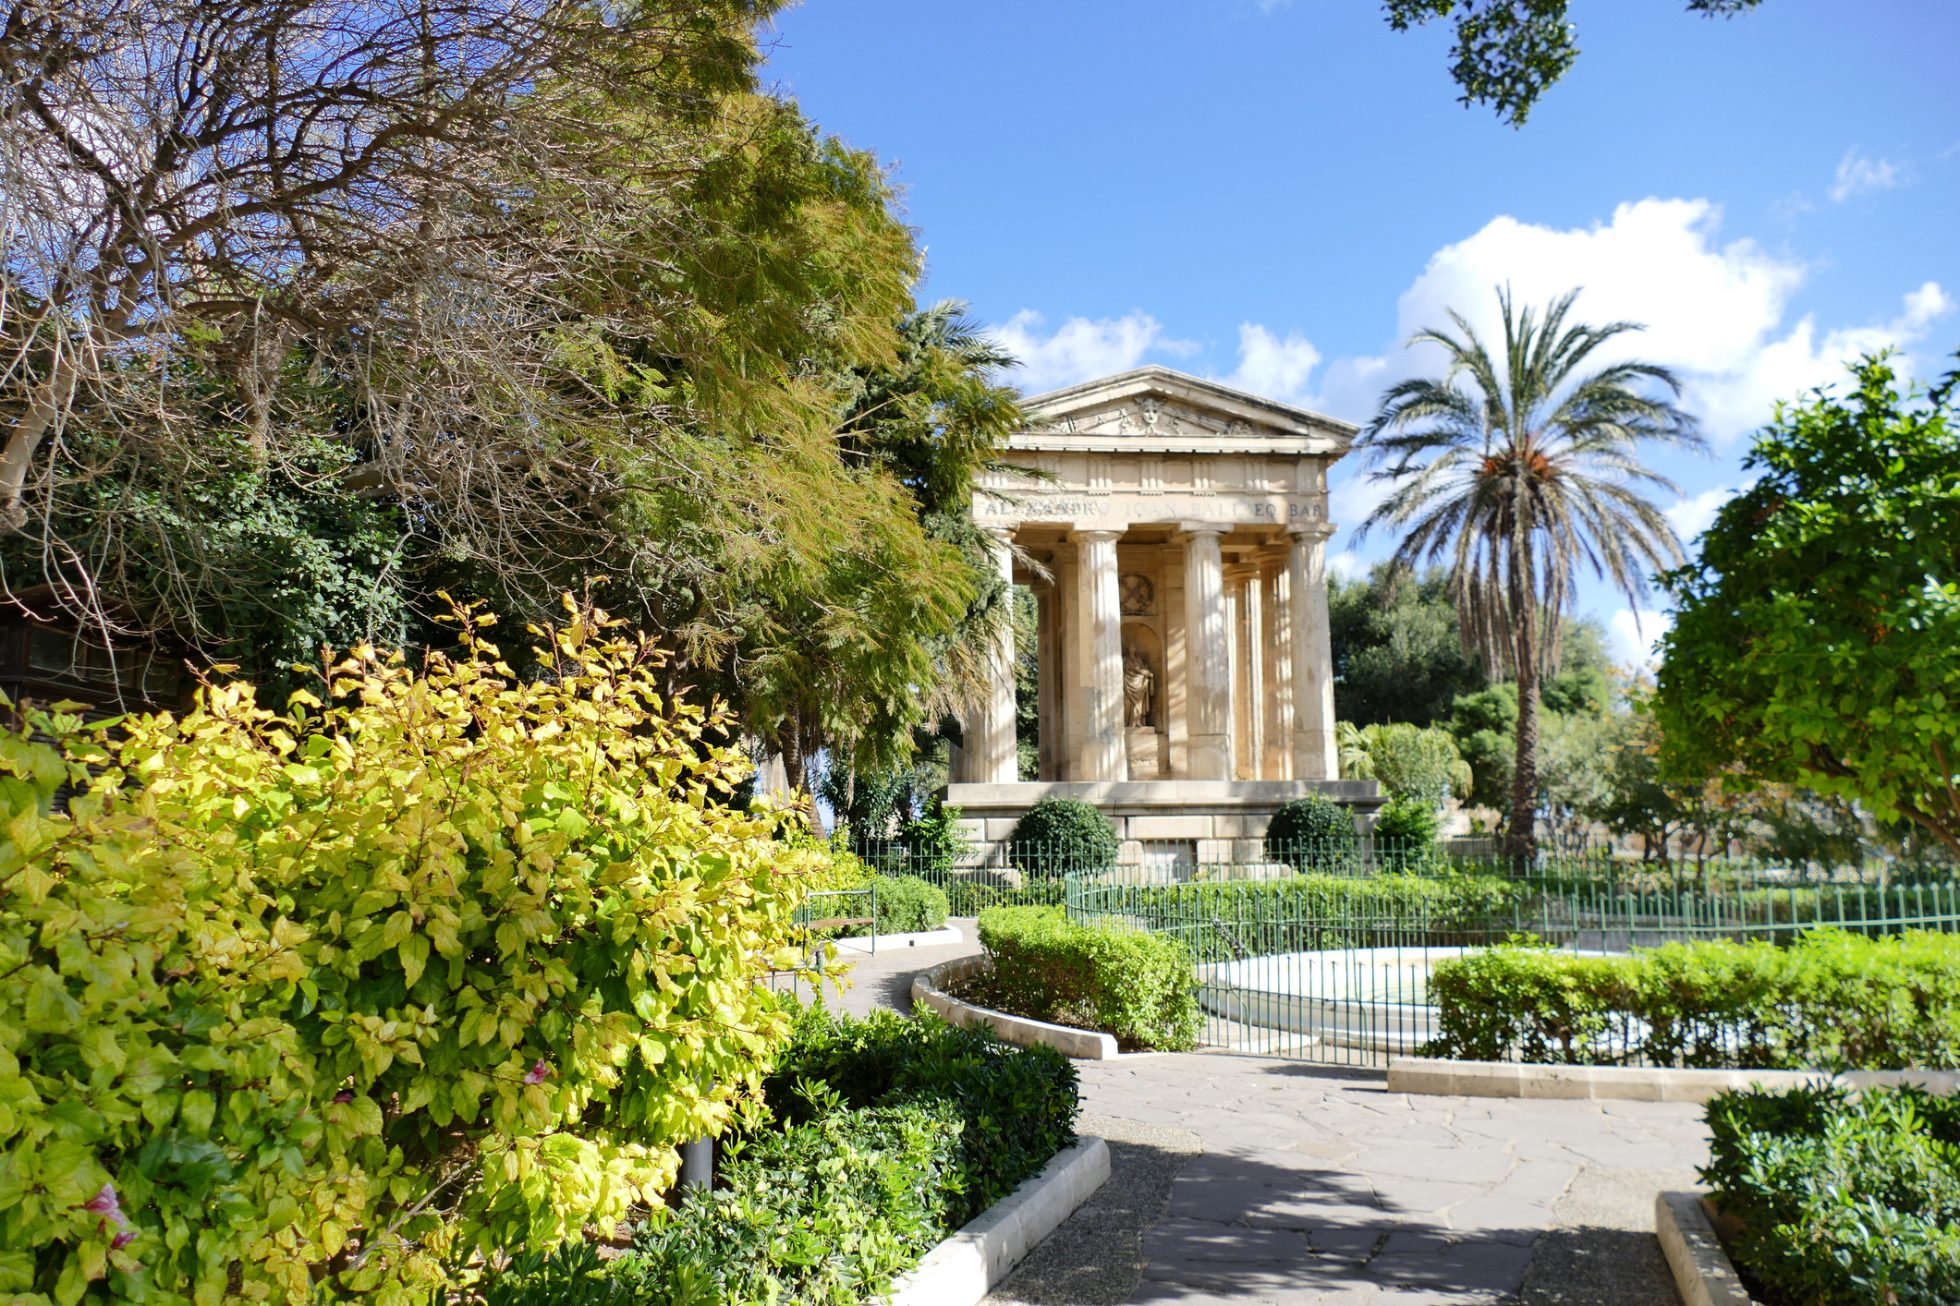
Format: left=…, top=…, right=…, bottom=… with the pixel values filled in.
left=1123, top=646, right=1156, bottom=728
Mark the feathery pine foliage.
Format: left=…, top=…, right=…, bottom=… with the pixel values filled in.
left=0, top=598, right=829, bottom=1302
left=1358, top=287, right=1700, bottom=862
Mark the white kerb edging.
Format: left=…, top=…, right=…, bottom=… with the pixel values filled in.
left=884, top=1135, right=1111, bottom=1306
left=912, top=956, right=1120, bottom=1060
left=1388, top=1056, right=1960, bottom=1103
left=1655, top=1192, right=1757, bottom=1306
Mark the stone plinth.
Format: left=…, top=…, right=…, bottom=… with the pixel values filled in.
left=1124, top=727, right=1162, bottom=780
left=947, top=779, right=1385, bottom=867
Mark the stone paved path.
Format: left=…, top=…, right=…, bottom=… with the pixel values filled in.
left=831, top=927, right=1705, bottom=1304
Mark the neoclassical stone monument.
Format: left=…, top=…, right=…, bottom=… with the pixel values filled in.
left=946, top=365, right=1380, bottom=864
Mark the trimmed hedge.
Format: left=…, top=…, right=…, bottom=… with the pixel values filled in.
left=871, top=875, right=950, bottom=934
left=1425, top=930, right=1960, bottom=1069
left=1083, top=871, right=1526, bottom=964
left=1008, top=798, right=1119, bottom=875
left=1263, top=794, right=1357, bottom=871
left=1703, top=1084, right=1960, bottom=1304
left=942, top=875, right=1068, bottom=917
left=974, top=906, right=1201, bottom=1051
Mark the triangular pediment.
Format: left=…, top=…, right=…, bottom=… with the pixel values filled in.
left=1013, top=365, right=1357, bottom=457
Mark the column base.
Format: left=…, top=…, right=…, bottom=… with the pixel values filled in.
left=1185, top=734, right=1231, bottom=780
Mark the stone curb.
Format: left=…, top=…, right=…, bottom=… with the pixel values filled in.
left=1387, top=1056, right=1960, bottom=1103
left=913, top=956, right=1121, bottom=1060
left=884, top=1135, right=1112, bottom=1306
left=1655, top=1191, right=1757, bottom=1306
left=833, top=925, right=964, bottom=954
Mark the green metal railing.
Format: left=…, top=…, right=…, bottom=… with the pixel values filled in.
left=1057, top=869, right=1960, bottom=1067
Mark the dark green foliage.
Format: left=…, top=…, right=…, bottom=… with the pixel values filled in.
left=484, top=1102, right=961, bottom=1306
left=973, top=906, right=1201, bottom=1051
left=1329, top=566, right=1485, bottom=727
left=632, top=1103, right=962, bottom=1306
left=1264, top=795, right=1359, bottom=871
left=2, top=427, right=412, bottom=690
left=762, top=1007, right=1079, bottom=1224
left=1009, top=798, right=1119, bottom=875
left=486, top=1007, right=1079, bottom=1305
left=1702, top=1085, right=1960, bottom=1305
left=1425, top=931, right=1960, bottom=1069
left=871, top=875, right=949, bottom=934
left=1374, top=797, right=1442, bottom=872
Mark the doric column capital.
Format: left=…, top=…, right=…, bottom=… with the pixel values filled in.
left=1073, top=526, right=1123, bottom=544
left=1288, top=520, right=1337, bottom=544
left=1178, top=521, right=1229, bottom=539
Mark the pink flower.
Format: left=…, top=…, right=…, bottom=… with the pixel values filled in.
left=522, top=1060, right=550, bottom=1085
left=111, top=1230, right=137, bottom=1251
left=83, top=1183, right=126, bottom=1226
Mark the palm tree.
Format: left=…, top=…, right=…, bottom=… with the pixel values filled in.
left=1356, top=287, right=1703, bottom=865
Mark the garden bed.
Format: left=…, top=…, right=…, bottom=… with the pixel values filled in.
left=482, top=1006, right=1083, bottom=1304
left=1697, top=1083, right=1960, bottom=1304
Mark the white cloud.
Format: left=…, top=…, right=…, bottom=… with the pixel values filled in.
left=1224, top=323, right=1322, bottom=403
left=1693, top=281, right=1954, bottom=439
left=1830, top=150, right=1907, bottom=202
left=1314, top=199, right=1952, bottom=445
left=988, top=310, right=1195, bottom=394
left=1327, top=548, right=1367, bottom=581
left=1663, top=485, right=1742, bottom=543
left=1608, top=608, right=1672, bottom=671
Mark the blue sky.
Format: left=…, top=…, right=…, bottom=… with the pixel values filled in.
left=762, top=0, right=1960, bottom=666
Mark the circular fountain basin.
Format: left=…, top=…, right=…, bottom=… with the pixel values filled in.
left=1197, top=947, right=1469, bottom=1054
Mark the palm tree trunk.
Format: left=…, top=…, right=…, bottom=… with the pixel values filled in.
left=1506, top=594, right=1541, bottom=871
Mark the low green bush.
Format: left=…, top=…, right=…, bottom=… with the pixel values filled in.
left=1008, top=798, right=1119, bottom=876
left=762, top=1006, right=1079, bottom=1224
left=1702, top=1084, right=1960, bottom=1304
left=1078, top=871, right=1526, bottom=964
left=872, top=875, right=950, bottom=933
left=1264, top=794, right=1359, bottom=872
left=974, top=906, right=1201, bottom=1051
left=1372, top=797, right=1442, bottom=873
left=484, top=1007, right=1079, bottom=1305
left=1425, top=930, right=1960, bottom=1069
left=0, top=607, right=830, bottom=1302
left=942, top=875, right=1068, bottom=917
left=484, top=1101, right=961, bottom=1306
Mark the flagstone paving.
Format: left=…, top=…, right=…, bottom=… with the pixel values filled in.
left=837, top=927, right=1705, bottom=1304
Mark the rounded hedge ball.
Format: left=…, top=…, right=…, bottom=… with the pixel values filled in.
left=1008, top=797, right=1119, bottom=875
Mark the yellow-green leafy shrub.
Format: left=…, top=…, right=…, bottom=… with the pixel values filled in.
left=0, top=600, right=826, bottom=1303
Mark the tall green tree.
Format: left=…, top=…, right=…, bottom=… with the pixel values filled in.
left=1357, top=287, right=1701, bottom=862
left=1656, top=354, right=1960, bottom=857
left=1329, top=565, right=1485, bottom=726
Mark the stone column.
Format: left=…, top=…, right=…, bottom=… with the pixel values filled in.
left=1243, top=569, right=1267, bottom=780
left=1073, top=529, right=1127, bottom=781
left=1261, top=561, right=1292, bottom=780
left=1181, top=525, right=1231, bottom=780
left=964, top=529, right=1020, bottom=784
left=1036, top=583, right=1060, bottom=781
left=1288, top=524, right=1338, bottom=780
